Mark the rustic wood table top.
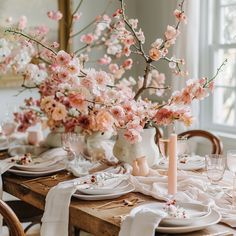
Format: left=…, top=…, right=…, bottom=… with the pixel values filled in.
left=2, top=170, right=236, bottom=236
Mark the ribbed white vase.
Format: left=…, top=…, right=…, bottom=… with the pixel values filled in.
left=113, top=127, right=160, bottom=167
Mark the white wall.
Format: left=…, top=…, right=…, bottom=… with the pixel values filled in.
left=0, top=88, right=38, bottom=121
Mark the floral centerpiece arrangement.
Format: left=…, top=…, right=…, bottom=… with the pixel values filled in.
left=0, top=0, right=225, bottom=163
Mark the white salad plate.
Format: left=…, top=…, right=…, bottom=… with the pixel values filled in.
left=156, top=156, right=205, bottom=171
left=130, top=203, right=221, bottom=234
left=78, top=180, right=130, bottom=195
left=7, top=162, right=66, bottom=177
left=73, top=183, right=135, bottom=200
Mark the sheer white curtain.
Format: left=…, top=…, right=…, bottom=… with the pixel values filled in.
left=172, top=0, right=201, bottom=132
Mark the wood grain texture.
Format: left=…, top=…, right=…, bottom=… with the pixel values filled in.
left=2, top=172, right=236, bottom=236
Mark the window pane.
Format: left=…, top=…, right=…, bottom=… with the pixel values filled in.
left=220, top=5, right=236, bottom=43
left=221, top=0, right=236, bottom=5
left=214, top=49, right=236, bottom=86
left=213, top=87, right=235, bottom=126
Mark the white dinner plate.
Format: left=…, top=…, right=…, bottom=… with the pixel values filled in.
left=73, top=183, right=135, bottom=200
left=7, top=162, right=66, bottom=177
left=156, top=156, right=205, bottom=171
left=13, top=155, right=65, bottom=172
left=131, top=202, right=210, bottom=226
left=130, top=203, right=221, bottom=234
left=78, top=180, right=130, bottom=195
left=0, top=145, right=9, bottom=151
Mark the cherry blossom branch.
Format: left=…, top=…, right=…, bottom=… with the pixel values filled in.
left=204, top=59, right=227, bottom=87
left=143, top=86, right=170, bottom=91
left=120, top=0, right=149, bottom=62
left=70, top=0, right=112, bottom=39
left=134, top=63, right=151, bottom=100
left=66, top=0, right=84, bottom=51
left=5, top=29, right=57, bottom=55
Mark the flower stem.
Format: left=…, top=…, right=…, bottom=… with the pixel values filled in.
left=5, top=29, right=57, bottom=55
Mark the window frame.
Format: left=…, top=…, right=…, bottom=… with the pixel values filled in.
left=199, top=0, right=236, bottom=134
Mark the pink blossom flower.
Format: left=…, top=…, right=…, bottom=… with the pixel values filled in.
left=181, top=89, right=192, bottom=104
left=194, top=86, right=208, bottom=100
left=149, top=48, right=161, bottom=61
left=136, top=29, right=145, bottom=43
left=98, top=54, right=111, bottom=65
left=108, top=64, right=119, bottom=74
left=51, top=42, right=60, bottom=48
left=164, top=25, right=179, bottom=40
left=55, top=50, right=71, bottom=65
left=47, top=10, right=63, bottom=21
left=96, top=110, right=114, bottom=132
left=124, top=129, right=142, bottom=144
left=111, top=106, right=125, bottom=120
left=68, top=93, right=88, bottom=112
left=174, top=9, right=187, bottom=23
left=154, top=108, right=174, bottom=126
left=34, top=26, right=49, bottom=36
left=18, top=16, right=27, bottom=30
left=73, top=12, right=82, bottom=21
left=51, top=103, right=67, bottom=121
left=122, top=58, right=133, bottom=70
left=208, top=81, right=214, bottom=92
left=80, top=33, right=95, bottom=44
left=129, top=19, right=138, bottom=29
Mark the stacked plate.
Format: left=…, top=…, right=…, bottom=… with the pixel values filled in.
left=156, top=155, right=205, bottom=171
left=73, top=176, right=134, bottom=200
left=130, top=202, right=221, bottom=234
left=7, top=154, right=66, bottom=177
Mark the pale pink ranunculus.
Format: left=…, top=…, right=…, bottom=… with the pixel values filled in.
left=51, top=103, right=67, bottom=121
left=124, top=129, right=142, bottom=144
left=47, top=10, right=63, bottom=21
left=122, top=58, right=133, bottom=70
left=18, top=16, right=27, bottom=30
left=96, top=110, right=114, bottom=132
left=55, top=50, right=71, bottom=65
left=80, top=33, right=95, bottom=44
left=164, top=25, right=179, bottom=40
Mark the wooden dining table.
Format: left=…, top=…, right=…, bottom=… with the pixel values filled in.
left=1, top=167, right=236, bottom=236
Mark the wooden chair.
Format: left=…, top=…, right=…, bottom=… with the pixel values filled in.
left=0, top=199, right=25, bottom=236
left=178, top=129, right=223, bottom=154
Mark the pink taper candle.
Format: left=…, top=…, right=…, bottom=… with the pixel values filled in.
left=168, top=133, right=177, bottom=195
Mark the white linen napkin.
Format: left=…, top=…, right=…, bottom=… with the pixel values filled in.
left=119, top=208, right=167, bottom=236
left=41, top=166, right=132, bottom=236
left=129, top=169, right=236, bottom=228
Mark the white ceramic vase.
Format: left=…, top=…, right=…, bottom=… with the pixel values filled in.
left=113, top=127, right=160, bottom=167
